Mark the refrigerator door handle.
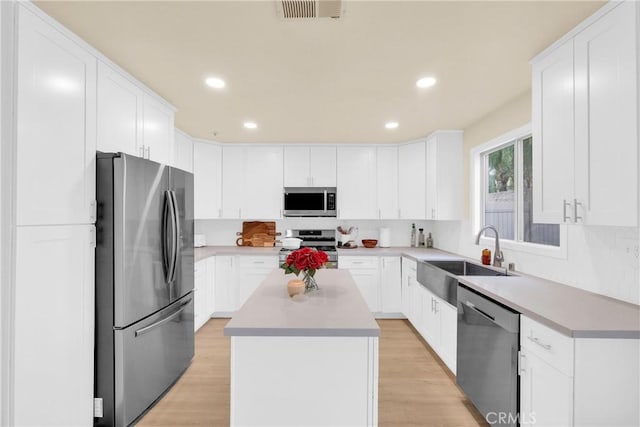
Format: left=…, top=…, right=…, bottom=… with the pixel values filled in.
left=162, top=191, right=173, bottom=283
left=134, top=298, right=192, bottom=337
left=168, top=190, right=180, bottom=284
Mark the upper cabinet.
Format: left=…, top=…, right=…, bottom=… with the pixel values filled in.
left=398, top=141, right=426, bottom=219
left=142, top=95, right=174, bottom=165
left=97, top=62, right=175, bottom=166
left=221, top=145, right=283, bottom=219
left=337, top=146, right=377, bottom=219
left=533, top=1, right=638, bottom=227
left=97, top=61, right=142, bottom=157
left=376, top=146, right=399, bottom=219
left=425, top=131, right=463, bottom=221
left=16, top=5, right=96, bottom=226
left=193, top=141, right=222, bottom=219
left=174, top=130, right=194, bottom=173
left=283, top=145, right=336, bottom=187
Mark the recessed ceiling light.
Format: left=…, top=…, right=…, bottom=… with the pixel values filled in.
left=243, top=121, right=257, bottom=129
left=416, top=77, right=437, bottom=88
left=205, top=77, right=226, bottom=89
left=385, top=121, right=399, bottom=129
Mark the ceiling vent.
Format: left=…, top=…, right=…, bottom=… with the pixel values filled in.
left=278, top=0, right=343, bottom=19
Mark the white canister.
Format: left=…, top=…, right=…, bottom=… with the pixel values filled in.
left=379, top=227, right=391, bottom=248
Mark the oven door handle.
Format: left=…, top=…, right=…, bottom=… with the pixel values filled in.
left=464, top=301, right=496, bottom=322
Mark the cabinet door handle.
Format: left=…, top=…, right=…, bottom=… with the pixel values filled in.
left=434, top=299, right=439, bottom=313
left=139, top=145, right=145, bottom=158
left=574, top=198, right=583, bottom=222
left=527, top=335, right=552, bottom=350
left=519, top=352, right=526, bottom=374
left=563, top=199, right=572, bottom=222
left=218, top=208, right=222, bottom=218
left=431, top=208, right=435, bottom=219
left=146, top=146, right=151, bottom=159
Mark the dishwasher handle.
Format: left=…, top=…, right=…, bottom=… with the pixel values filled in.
left=464, top=300, right=496, bottom=321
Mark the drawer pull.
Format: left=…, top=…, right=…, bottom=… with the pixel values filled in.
left=528, top=335, right=552, bottom=350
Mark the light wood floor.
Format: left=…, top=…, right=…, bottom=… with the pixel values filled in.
left=137, top=319, right=487, bottom=427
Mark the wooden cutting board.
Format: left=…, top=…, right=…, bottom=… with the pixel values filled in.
left=236, top=221, right=278, bottom=246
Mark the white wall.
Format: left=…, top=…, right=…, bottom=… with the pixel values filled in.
left=196, top=218, right=431, bottom=248
left=434, top=91, right=640, bottom=305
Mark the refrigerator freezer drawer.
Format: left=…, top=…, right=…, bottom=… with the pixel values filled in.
left=113, top=293, right=194, bottom=426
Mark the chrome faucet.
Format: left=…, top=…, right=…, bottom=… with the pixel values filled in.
left=475, top=225, right=504, bottom=268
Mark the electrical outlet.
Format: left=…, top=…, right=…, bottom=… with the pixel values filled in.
left=616, top=237, right=640, bottom=265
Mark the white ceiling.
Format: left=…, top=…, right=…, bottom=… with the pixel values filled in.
left=36, top=0, right=605, bottom=144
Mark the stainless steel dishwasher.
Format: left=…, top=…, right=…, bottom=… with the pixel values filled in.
left=457, top=284, right=520, bottom=426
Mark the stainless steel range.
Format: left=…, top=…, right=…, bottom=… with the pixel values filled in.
left=279, top=229, right=338, bottom=268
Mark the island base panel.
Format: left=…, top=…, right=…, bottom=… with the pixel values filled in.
left=230, top=335, right=379, bottom=426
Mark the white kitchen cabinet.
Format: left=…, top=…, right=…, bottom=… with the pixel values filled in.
left=194, top=257, right=216, bottom=332
left=337, top=146, right=377, bottom=219
left=221, top=145, right=282, bottom=219
left=376, top=146, right=399, bottom=219
left=97, top=61, right=143, bottom=157
left=520, top=349, right=573, bottom=427
left=221, top=146, right=245, bottom=218
left=533, top=1, right=638, bottom=227
left=438, top=301, right=457, bottom=374
left=14, top=224, right=94, bottom=427
left=283, top=145, right=336, bottom=187
left=142, top=94, right=174, bottom=165
left=194, top=141, right=222, bottom=219
left=573, top=2, right=637, bottom=227
left=425, top=131, right=462, bottom=220
left=532, top=41, right=575, bottom=225
left=97, top=61, right=175, bottom=166
left=401, top=257, right=417, bottom=319
left=244, top=145, right=283, bottom=219
left=413, top=281, right=457, bottom=374
left=380, top=256, right=401, bottom=313
left=214, top=255, right=236, bottom=315
left=235, top=256, right=279, bottom=308
left=340, top=256, right=380, bottom=312
left=519, top=315, right=639, bottom=427
left=194, top=259, right=208, bottom=331
left=420, top=286, right=440, bottom=350
left=398, top=141, right=426, bottom=219
left=173, top=129, right=194, bottom=173
left=16, top=5, right=96, bottom=226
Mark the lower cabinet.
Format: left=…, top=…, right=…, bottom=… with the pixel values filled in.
left=401, top=257, right=417, bottom=320
left=422, top=286, right=457, bottom=373
left=14, top=225, right=95, bottom=426
left=235, top=256, right=279, bottom=308
left=380, top=256, right=402, bottom=313
left=340, top=256, right=380, bottom=312
left=214, top=255, right=236, bottom=314
left=519, top=316, right=639, bottom=427
left=340, top=255, right=403, bottom=315
left=194, top=257, right=215, bottom=332
left=402, top=256, right=456, bottom=374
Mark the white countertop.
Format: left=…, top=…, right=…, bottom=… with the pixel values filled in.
left=224, top=269, right=380, bottom=337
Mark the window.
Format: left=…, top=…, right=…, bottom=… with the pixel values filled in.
left=481, top=135, right=560, bottom=247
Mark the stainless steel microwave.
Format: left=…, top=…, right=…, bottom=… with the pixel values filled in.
left=283, top=187, right=337, bottom=217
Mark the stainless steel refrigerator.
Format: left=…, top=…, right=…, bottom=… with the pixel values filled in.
left=95, top=152, right=195, bottom=427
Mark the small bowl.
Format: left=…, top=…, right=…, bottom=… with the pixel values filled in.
left=362, top=239, right=378, bottom=248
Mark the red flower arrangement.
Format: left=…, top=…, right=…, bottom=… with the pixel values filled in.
left=280, top=247, right=329, bottom=278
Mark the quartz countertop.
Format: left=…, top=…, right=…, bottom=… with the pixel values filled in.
left=198, top=244, right=639, bottom=339
left=224, top=269, right=380, bottom=337
left=457, top=275, right=640, bottom=339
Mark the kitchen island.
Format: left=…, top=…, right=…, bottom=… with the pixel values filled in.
left=224, top=269, right=380, bottom=427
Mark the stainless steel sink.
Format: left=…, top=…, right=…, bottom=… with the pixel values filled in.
left=424, top=260, right=507, bottom=276
left=416, top=259, right=510, bottom=306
